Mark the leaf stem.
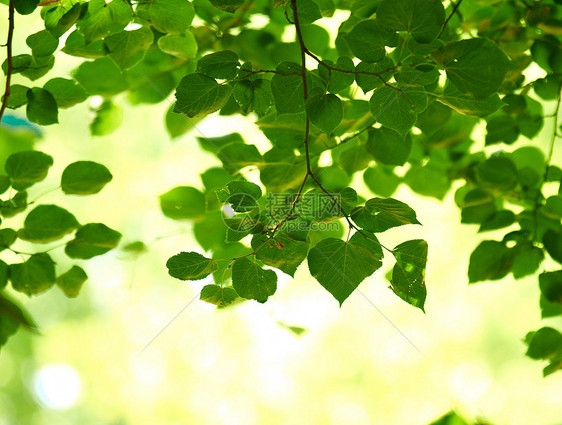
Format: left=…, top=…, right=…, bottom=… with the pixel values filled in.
left=0, top=0, right=15, bottom=123
left=438, top=0, right=464, bottom=39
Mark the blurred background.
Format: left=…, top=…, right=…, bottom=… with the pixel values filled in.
left=1, top=5, right=562, bottom=425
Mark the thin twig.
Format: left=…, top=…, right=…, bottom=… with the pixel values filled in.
left=438, top=0, right=464, bottom=39
left=0, top=0, right=15, bottom=123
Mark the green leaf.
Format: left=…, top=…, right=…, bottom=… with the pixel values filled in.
left=486, top=115, right=519, bottom=145
left=212, top=243, right=252, bottom=284
left=476, top=156, right=518, bottom=191
left=324, top=57, right=355, bottom=93
left=460, top=189, right=496, bottom=224
left=0, top=260, right=7, bottom=291
left=479, top=210, right=516, bottom=232
left=159, top=186, right=206, bottom=220
left=297, top=187, right=357, bottom=221
left=90, top=101, right=123, bottom=136
left=0, top=229, right=17, bottom=252
left=233, top=79, right=274, bottom=116
left=76, top=0, right=133, bottom=43
left=438, top=84, right=503, bottom=117
left=352, top=197, right=421, bottom=232
left=405, top=165, right=450, bottom=200
left=5, top=84, right=29, bottom=109
left=0, top=175, right=10, bottom=195
left=468, top=240, right=513, bottom=283
left=543, top=195, right=562, bottom=220
left=9, top=253, right=56, bottom=295
left=525, top=327, right=562, bottom=361
left=167, top=251, right=217, bottom=281
left=432, top=38, right=511, bottom=99
left=390, top=239, right=428, bottom=312
left=197, top=51, right=240, bottom=80
left=200, top=284, right=238, bottom=306
left=260, top=148, right=307, bottom=192
left=18, top=205, right=79, bottom=243
left=61, top=161, right=113, bottom=195
left=219, top=180, right=262, bottom=212
left=26, top=88, right=58, bottom=126
left=43, top=78, right=87, bottom=109
left=512, top=243, right=544, bottom=279
left=104, top=26, right=154, bottom=70
left=62, top=30, right=106, bottom=59
left=165, top=104, right=201, bottom=139
left=345, top=20, right=399, bottom=63
left=217, top=143, right=263, bottom=174
left=13, top=0, right=39, bottom=15
left=543, top=230, right=562, bottom=264
left=73, top=57, right=128, bottom=96
left=0, top=191, right=28, bottom=218
left=370, top=87, right=427, bottom=136
left=174, top=73, right=232, bottom=118
left=5, top=150, right=53, bottom=191
left=26, top=30, right=58, bottom=58
left=355, top=57, right=395, bottom=93
left=232, top=258, right=277, bottom=303
left=251, top=232, right=309, bottom=277
left=65, top=223, right=122, bottom=259
left=307, top=232, right=383, bottom=306
left=209, top=0, right=245, bottom=13
left=56, top=266, right=88, bottom=298
left=271, top=62, right=306, bottom=115
left=136, top=0, right=195, bottom=34
left=376, top=0, right=445, bottom=43
left=366, top=127, right=411, bottom=166
left=285, top=0, right=322, bottom=25
left=305, top=88, right=343, bottom=134
left=363, top=166, right=400, bottom=197
left=193, top=212, right=227, bottom=251
left=158, top=32, right=198, bottom=60
left=540, top=270, right=562, bottom=306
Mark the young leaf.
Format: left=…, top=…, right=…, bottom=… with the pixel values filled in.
left=390, top=239, right=428, bottom=312
left=305, top=88, right=343, bottom=134
left=251, top=232, right=310, bottom=277
left=200, top=284, right=238, bottom=306
left=5, top=150, right=53, bottom=191
left=9, top=253, right=56, bottom=295
left=468, top=240, right=513, bottom=283
left=232, top=258, right=277, bottom=303
left=376, top=0, right=445, bottom=43
left=174, top=73, right=232, bottom=118
left=159, top=186, right=206, bottom=220
left=167, top=252, right=217, bottom=281
left=57, top=266, right=88, bottom=298
left=18, top=205, right=80, bottom=243
left=61, top=161, right=113, bottom=195
left=26, top=88, right=58, bottom=126
left=307, top=233, right=383, bottom=306
left=90, top=101, right=123, bottom=136
left=65, top=223, right=122, bottom=259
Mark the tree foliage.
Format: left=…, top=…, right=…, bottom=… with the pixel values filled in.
left=1, top=0, right=562, bottom=379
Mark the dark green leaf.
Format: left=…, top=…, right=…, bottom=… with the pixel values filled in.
left=174, top=73, right=232, bottom=118
left=233, top=79, right=274, bottom=116
left=61, top=161, right=113, bottom=195
left=13, top=0, right=39, bottom=15
left=352, top=197, right=421, bottom=232
left=18, top=205, right=79, bottom=243
left=0, top=229, right=17, bottom=252
left=65, top=223, right=122, bottom=259
left=526, top=327, right=562, bottom=360
left=9, top=253, right=56, bottom=295
left=468, top=240, right=513, bottom=283
left=285, top=0, right=322, bottom=25
left=307, top=232, right=383, bottom=306
left=26, top=88, right=58, bottom=126
left=137, top=0, right=194, bottom=34
left=159, top=186, right=206, bottom=220
left=76, top=0, right=133, bottom=43
left=345, top=20, right=399, bottom=63
left=271, top=62, right=306, bottom=115
left=438, top=84, right=503, bottom=117
left=5, top=150, right=53, bottom=191
left=479, top=210, right=516, bottom=232
left=363, top=166, right=400, bottom=197
left=460, top=189, right=496, bottom=224
left=167, top=251, right=217, bottom=281
left=0, top=191, right=28, bottom=218
left=209, top=0, right=245, bottom=13
left=540, top=270, right=562, bottom=306
left=197, top=51, right=239, bottom=80
left=200, top=284, right=238, bottom=306
left=26, top=30, right=58, bottom=58
left=432, top=38, right=511, bottom=99
left=512, top=243, right=544, bottom=279
left=305, top=88, right=343, bottom=134
left=476, top=156, right=518, bottom=191
left=543, top=230, right=562, bottom=264
left=5, top=84, right=29, bottom=109
left=376, top=0, right=445, bottom=42
left=232, top=258, right=277, bottom=303
left=56, top=266, right=88, bottom=298
left=366, top=126, right=412, bottom=166
left=390, top=239, right=428, bottom=312
left=370, top=87, right=427, bottom=136
left=104, top=26, right=154, bottom=70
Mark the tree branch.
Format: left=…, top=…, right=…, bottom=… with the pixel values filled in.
left=0, top=0, right=15, bottom=123
left=438, top=0, right=464, bottom=39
